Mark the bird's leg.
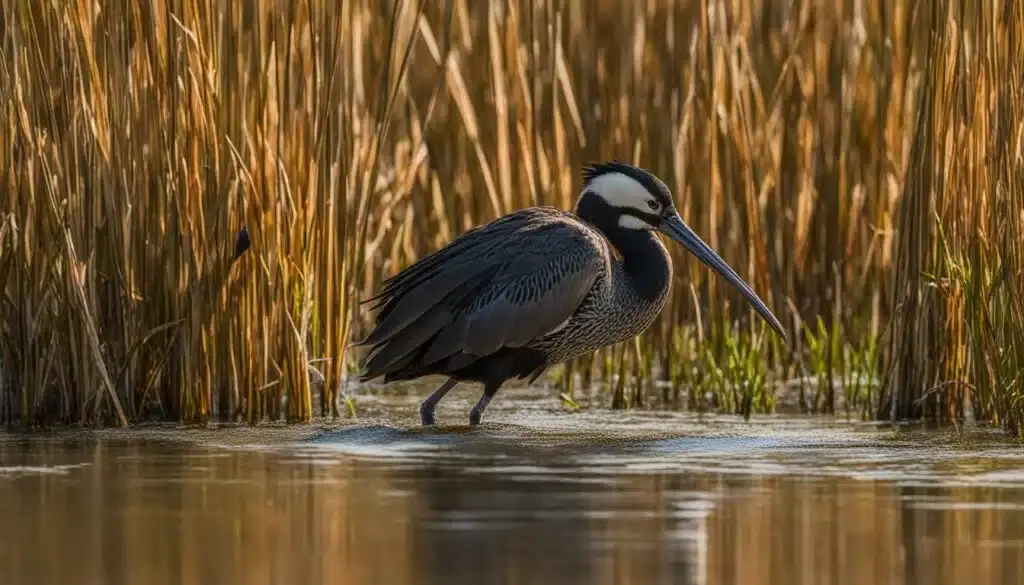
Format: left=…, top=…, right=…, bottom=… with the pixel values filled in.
left=420, top=378, right=457, bottom=425
left=469, top=380, right=504, bottom=425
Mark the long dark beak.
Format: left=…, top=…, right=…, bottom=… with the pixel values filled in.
left=660, top=213, right=786, bottom=342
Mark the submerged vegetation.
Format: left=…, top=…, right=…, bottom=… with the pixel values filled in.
left=0, top=0, right=1022, bottom=434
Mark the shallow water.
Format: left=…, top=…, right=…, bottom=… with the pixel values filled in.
left=2, top=385, right=1024, bottom=585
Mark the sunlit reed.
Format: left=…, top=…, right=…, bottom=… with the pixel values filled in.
left=0, top=0, right=1021, bottom=435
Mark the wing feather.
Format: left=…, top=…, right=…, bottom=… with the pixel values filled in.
left=436, top=220, right=603, bottom=361
left=358, top=208, right=606, bottom=380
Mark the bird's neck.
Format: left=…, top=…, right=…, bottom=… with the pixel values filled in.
left=602, top=225, right=673, bottom=303
left=574, top=192, right=672, bottom=303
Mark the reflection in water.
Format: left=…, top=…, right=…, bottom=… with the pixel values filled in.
left=0, top=417, right=1023, bottom=585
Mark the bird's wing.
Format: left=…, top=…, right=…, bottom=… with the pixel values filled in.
left=436, top=218, right=605, bottom=357
left=358, top=209, right=606, bottom=377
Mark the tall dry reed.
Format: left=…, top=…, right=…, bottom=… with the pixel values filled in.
left=0, top=0, right=1021, bottom=435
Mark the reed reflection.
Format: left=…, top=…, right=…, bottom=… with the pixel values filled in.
left=0, top=438, right=1022, bottom=585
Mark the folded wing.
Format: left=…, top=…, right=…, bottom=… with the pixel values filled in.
left=357, top=209, right=605, bottom=380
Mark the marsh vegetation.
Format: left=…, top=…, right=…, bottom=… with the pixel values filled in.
left=1, top=0, right=1022, bottom=434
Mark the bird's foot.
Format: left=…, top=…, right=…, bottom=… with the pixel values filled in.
left=468, top=394, right=491, bottom=425
left=468, top=384, right=498, bottom=426
left=420, top=403, right=437, bottom=426
left=419, top=378, right=457, bottom=426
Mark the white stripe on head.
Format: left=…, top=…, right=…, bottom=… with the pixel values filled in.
left=585, top=172, right=654, bottom=213
left=617, top=214, right=652, bottom=230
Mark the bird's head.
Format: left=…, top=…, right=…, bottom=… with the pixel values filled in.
left=575, top=161, right=678, bottom=232
left=575, top=160, right=786, bottom=342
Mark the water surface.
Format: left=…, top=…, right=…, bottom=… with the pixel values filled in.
left=2, top=384, right=1023, bottom=585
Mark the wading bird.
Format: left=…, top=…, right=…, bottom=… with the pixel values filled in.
left=355, top=161, right=786, bottom=425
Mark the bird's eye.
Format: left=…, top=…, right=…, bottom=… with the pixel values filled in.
left=646, top=200, right=660, bottom=211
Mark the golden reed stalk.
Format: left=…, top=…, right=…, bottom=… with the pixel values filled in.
left=0, top=0, right=1021, bottom=435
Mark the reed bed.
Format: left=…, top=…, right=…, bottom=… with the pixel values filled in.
left=0, top=0, right=1022, bottom=434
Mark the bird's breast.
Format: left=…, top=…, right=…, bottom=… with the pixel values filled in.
left=533, top=278, right=669, bottom=365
